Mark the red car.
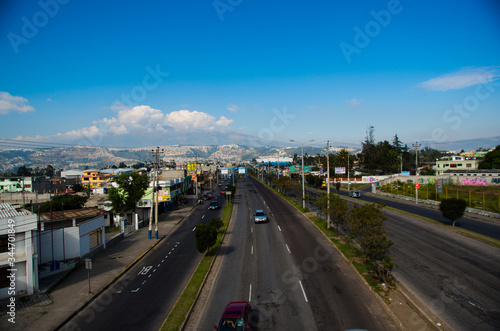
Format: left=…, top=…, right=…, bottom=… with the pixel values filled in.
left=214, top=301, right=252, bottom=330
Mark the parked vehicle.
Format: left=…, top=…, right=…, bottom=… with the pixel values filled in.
left=348, top=190, right=360, bottom=198
left=214, top=301, right=253, bottom=330
left=254, top=210, right=267, bottom=223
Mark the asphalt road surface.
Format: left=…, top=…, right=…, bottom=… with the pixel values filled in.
left=308, top=184, right=500, bottom=330
left=199, top=177, right=399, bottom=330
left=61, top=192, right=226, bottom=331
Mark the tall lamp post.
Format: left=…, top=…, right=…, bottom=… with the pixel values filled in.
left=290, top=139, right=314, bottom=209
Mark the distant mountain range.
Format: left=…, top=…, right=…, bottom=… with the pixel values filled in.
left=419, top=135, right=500, bottom=152
left=0, top=136, right=498, bottom=173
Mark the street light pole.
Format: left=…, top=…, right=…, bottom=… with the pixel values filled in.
left=326, top=141, right=330, bottom=228
left=290, top=139, right=314, bottom=209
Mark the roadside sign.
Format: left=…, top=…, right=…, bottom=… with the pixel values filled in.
left=415, top=183, right=420, bottom=189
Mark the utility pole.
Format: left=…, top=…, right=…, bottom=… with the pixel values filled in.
left=412, top=141, right=421, bottom=176
left=347, top=149, right=350, bottom=192
left=149, top=147, right=163, bottom=239
left=290, top=139, right=314, bottom=209
left=326, top=141, right=330, bottom=229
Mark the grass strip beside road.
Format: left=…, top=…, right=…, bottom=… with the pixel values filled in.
left=160, top=201, right=233, bottom=331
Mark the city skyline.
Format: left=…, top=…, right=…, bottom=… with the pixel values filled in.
left=1, top=1, right=499, bottom=149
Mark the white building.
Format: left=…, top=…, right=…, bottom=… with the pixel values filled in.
left=435, top=156, right=481, bottom=176
left=0, top=203, right=38, bottom=299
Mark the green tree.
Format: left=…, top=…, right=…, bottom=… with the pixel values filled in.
left=108, top=172, right=149, bottom=214
left=479, top=145, right=500, bottom=169
left=349, top=203, right=394, bottom=281
left=45, top=165, right=55, bottom=177
left=72, top=183, right=85, bottom=192
left=328, top=194, right=348, bottom=237
left=194, top=223, right=217, bottom=253
left=16, top=165, right=32, bottom=176
left=359, top=126, right=378, bottom=172
left=392, top=134, right=403, bottom=152
left=439, top=198, right=467, bottom=227
left=210, top=217, right=223, bottom=230
left=39, top=194, right=88, bottom=213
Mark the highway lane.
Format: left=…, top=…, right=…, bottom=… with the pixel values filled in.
left=385, top=209, right=500, bottom=331
left=252, top=178, right=398, bottom=331
left=305, top=184, right=500, bottom=330
left=199, top=177, right=317, bottom=330
left=199, top=177, right=398, bottom=330
left=61, top=193, right=226, bottom=331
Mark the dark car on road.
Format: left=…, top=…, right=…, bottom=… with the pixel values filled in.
left=348, top=190, right=360, bottom=198
left=214, top=301, right=252, bottom=330
left=208, top=201, right=220, bottom=210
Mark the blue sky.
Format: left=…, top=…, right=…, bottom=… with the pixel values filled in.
left=1, top=0, right=499, bottom=149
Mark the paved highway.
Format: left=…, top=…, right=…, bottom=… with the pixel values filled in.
left=349, top=185, right=500, bottom=240
left=307, top=184, right=500, bottom=330
left=61, top=191, right=226, bottom=331
left=199, top=177, right=398, bottom=330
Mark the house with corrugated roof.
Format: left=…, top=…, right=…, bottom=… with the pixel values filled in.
left=0, top=203, right=38, bottom=299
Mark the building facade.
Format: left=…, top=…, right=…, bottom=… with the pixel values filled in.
left=0, top=203, right=38, bottom=299
left=81, top=170, right=114, bottom=189
left=435, top=156, right=481, bottom=176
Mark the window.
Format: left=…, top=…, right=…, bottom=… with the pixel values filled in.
left=0, top=235, right=8, bottom=253
left=466, top=164, right=472, bottom=168
left=0, top=267, right=10, bottom=288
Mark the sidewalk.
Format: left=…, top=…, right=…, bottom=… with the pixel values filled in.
left=0, top=200, right=197, bottom=331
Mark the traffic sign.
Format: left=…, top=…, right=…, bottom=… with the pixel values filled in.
left=415, top=183, right=420, bottom=189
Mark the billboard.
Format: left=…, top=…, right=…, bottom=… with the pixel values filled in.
left=335, top=167, right=346, bottom=174
left=238, top=167, right=247, bottom=174
left=187, top=163, right=200, bottom=171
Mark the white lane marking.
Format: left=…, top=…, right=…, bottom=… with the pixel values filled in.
left=142, top=280, right=146, bottom=285
left=192, top=227, right=196, bottom=231
left=202, top=215, right=205, bottom=219
left=251, top=228, right=253, bottom=233
left=138, top=266, right=152, bottom=275
left=131, top=288, right=139, bottom=293
left=277, top=225, right=282, bottom=232
left=157, top=264, right=161, bottom=267
left=148, top=274, right=152, bottom=278
left=286, top=244, right=291, bottom=254
left=116, top=290, right=122, bottom=293
left=153, top=269, right=156, bottom=273
left=251, top=246, right=254, bottom=254
left=299, top=281, right=308, bottom=302
left=249, top=284, right=252, bottom=302
left=161, top=260, right=164, bottom=263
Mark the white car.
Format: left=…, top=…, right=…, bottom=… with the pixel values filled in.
left=254, top=210, right=267, bottom=223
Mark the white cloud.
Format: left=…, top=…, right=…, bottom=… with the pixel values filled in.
left=56, top=126, right=102, bottom=140
left=418, top=66, right=500, bottom=92
left=346, top=98, right=362, bottom=106
left=227, top=104, right=240, bottom=112
left=216, top=116, right=233, bottom=127
left=0, top=91, right=35, bottom=114
left=14, top=105, right=234, bottom=144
